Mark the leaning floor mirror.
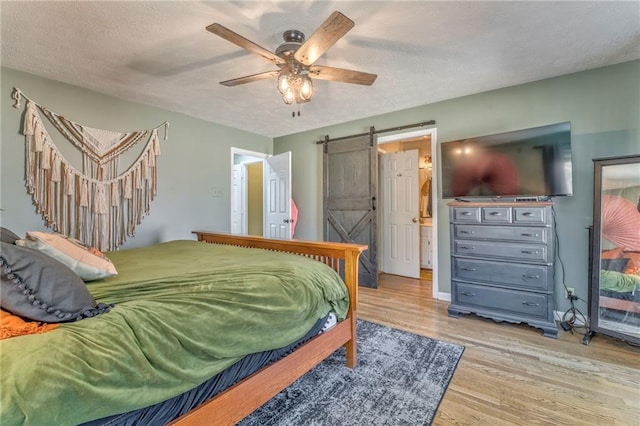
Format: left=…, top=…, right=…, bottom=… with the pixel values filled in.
left=586, top=154, right=640, bottom=345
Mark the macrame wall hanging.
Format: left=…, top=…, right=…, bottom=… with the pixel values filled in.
left=12, top=88, right=169, bottom=251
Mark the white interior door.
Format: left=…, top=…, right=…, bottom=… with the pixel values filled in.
left=231, top=164, right=246, bottom=234
left=263, top=152, right=292, bottom=239
left=382, top=149, right=420, bottom=278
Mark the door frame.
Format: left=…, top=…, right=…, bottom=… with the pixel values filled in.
left=230, top=147, right=269, bottom=235
left=376, top=127, right=441, bottom=300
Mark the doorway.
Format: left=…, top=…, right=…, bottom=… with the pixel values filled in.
left=230, top=148, right=293, bottom=239
left=230, top=148, right=269, bottom=236
left=376, top=127, right=439, bottom=299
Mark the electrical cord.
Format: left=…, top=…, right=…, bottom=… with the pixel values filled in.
left=551, top=204, right=590, bottom=335
left=551, top=205, right=569, bottom=297
left=561, top=294, right=589, bottom=335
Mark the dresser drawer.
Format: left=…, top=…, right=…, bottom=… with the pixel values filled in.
left=514, top=207, right=546, bottom=224
left=452, top=207, right=481, bottom=223
left=454, top=282, right=549, bottom=319
left=454, top=224, right=548, bottom=244
left=481, top=207, right=512, bottom=223
left=453, top=258, right=549, bottom=291
left=454, top=239, right=549, bottom=262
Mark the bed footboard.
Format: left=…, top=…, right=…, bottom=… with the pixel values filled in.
left=171, top=231, right=366, bottom=426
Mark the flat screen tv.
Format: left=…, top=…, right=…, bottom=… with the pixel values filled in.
left=441, top=122, right=573, bottom=200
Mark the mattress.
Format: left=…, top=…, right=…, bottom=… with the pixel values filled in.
left=82, top=313, right=333, bottom=426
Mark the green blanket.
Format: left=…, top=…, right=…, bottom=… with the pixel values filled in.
left=600, top=269, right=640, bottom=293
left=1, top=240, right=349, bottom=425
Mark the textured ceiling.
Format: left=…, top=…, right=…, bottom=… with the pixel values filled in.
left=2, top=1, right=639, bottom=138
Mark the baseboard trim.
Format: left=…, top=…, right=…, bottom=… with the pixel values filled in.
left=437, top=292, right=451, bottom=302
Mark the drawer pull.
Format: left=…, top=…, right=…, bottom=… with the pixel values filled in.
left=461, top=211, right=472, bottom=216
left=521, top=233, right=539, bottom=237
left=460, top=246, right=475, bottom=250
left=462, top=292, right=476, bottom=297
left=521, top=250, right=539, bottom=254
left=522, top=212, right=534, bottom=217
left=461, top=267, right=476, bottom=272
left=459, top=230, right=474, bottom=234
left=489, top=211, right=502, bottom=216
left=522, top=274, right=540, bottom=279
left=522, top=302, right=540, bottom=307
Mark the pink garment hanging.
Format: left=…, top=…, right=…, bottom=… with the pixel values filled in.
left=291, top=200, right=299, bottom=238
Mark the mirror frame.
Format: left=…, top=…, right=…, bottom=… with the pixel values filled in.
left=588, top=154, right=640, bottom=345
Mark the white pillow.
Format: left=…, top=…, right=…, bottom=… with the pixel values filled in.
left=16, top=232, right=117, bottom=281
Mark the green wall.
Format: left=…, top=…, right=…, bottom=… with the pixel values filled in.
left=0, top=67, right=272, bottom=248
left=2, top=62, right=638, bottom=314
left=275, top=60, right=640, bottom=312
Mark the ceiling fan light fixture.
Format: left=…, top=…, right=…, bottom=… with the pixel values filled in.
left=277, top=72, right=290, bottom=94
left=283, top=87, right=296, bottom=104
left=299, top=74, right=313, bottom=101
left=277, top=70, right=313, bottom=104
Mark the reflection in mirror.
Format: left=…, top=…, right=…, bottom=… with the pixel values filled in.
left=588, top=155, right=640, bottom=345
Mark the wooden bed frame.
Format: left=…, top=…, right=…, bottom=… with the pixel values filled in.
left=168, top=231, right=367, bottom=426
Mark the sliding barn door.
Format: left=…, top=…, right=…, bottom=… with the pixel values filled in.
left=323, top=134, right=378, bottom=288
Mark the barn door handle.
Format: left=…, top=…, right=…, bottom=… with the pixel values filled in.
left=371, top=196, right=377, bottom=211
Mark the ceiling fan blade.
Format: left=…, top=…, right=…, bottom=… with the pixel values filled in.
left=294, top=11, right=355, bottom=66
left=220, top=70, right=280, bottom=87
left=206, top=23, right=285, bottom=66
left=309, top=65, right=377, bottom=85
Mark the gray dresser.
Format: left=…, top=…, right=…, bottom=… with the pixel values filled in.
left=448, top=202, right=558, bottom=338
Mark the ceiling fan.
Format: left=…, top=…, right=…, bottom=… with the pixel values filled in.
left=206, top=11, right=377, bottom=105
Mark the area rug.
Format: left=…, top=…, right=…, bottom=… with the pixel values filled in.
left=240, top=320, right=465, bottom=426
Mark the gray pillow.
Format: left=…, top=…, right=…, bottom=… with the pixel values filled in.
left=1, top=227, right=21, bottom=244
left=0, top=242, right=111, bottom=322
left=601, top=258, right=629, bottom=273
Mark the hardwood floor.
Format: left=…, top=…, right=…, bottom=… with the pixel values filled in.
left=357, top=273, right=640, bottom=425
